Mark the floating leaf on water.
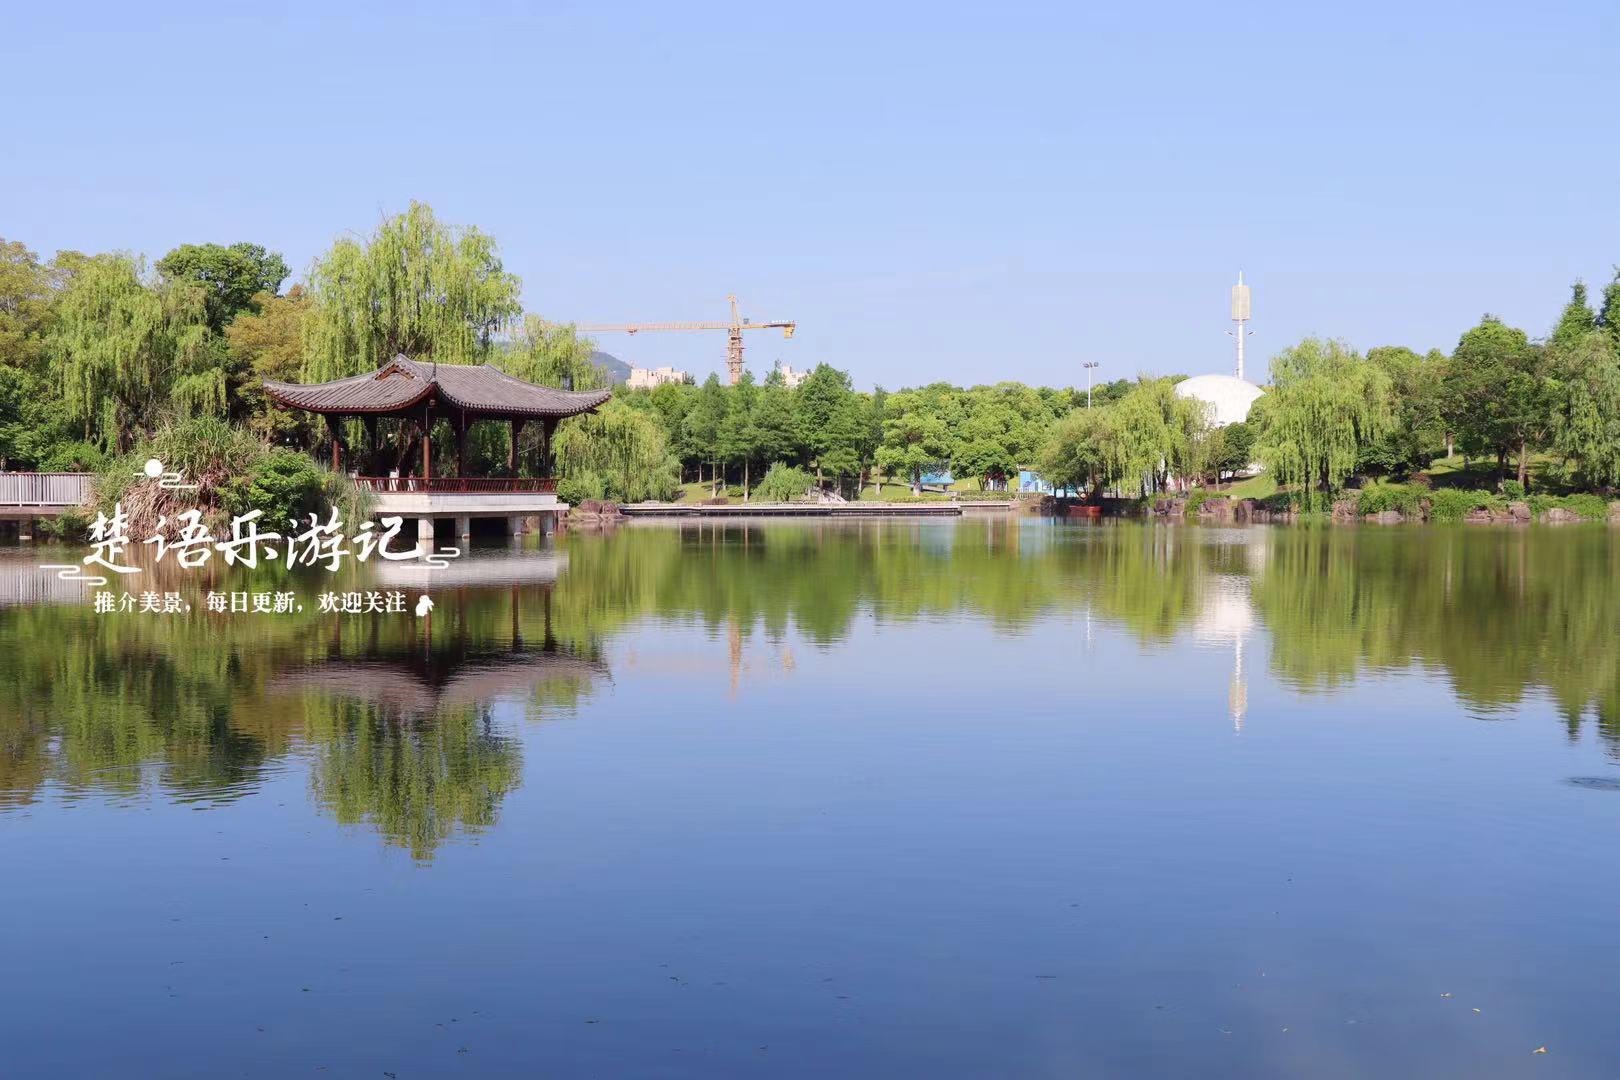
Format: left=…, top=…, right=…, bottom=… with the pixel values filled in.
left=1533, top=1046, right=1548, bottom=1054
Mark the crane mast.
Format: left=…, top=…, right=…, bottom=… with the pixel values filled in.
left=580, top=295, right=796, bottom=385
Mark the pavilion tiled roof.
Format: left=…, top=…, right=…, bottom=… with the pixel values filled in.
left=264, top=355, right=612, bottom=419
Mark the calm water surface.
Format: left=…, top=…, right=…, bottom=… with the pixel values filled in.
left=3, top=518, right=1620, bottom=1078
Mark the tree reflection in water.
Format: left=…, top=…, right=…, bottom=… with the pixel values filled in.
left=4, top=518, right=1620, bottom=855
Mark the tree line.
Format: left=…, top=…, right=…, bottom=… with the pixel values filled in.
left=0, top=202, right=1137, bottom=508
left=7, top=199, right=1620, bottom=512
left=1039, top=280, right=1620, bottom=507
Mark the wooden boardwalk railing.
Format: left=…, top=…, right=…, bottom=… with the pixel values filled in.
left=355, top=477, right=558, bottom=494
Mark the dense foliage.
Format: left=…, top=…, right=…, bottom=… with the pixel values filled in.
left=9, top=204, right=1620, bottom=513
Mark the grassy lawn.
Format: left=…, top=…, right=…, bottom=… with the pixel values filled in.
left=860, top=480, right=928, bottom=500
left=674, top=480, right=719, bottom=502
left=1216, top=472, right=1277, bottom=500
left=1422, top=451, right=1561, bottom=490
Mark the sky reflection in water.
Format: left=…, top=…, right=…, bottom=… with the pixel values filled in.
left=2, top=518, right=1619, bottom=1078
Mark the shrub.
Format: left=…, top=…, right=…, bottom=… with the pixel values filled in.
left=1529, top=493, right=1608, bottom=520
left=36, top=507, right=90, bottom=543
left=754, top=463, right=814, bottom=503
left=1427, top=488, right=1499, bottom=522
left=1501, top=479, right=1526, bottom=499
left=1185, top=489, right=1211, bottom=515
left=557, top=470, right=609, bottom=506
left=1356, top=483, right=1423, bottom=516
left=39, top=441, right=108, bottom=473
left=1259, top=492, right=1298, bottom=514
left=222, top=449, right=337, bottom=527
left=725, top=485, right=745, bottom=499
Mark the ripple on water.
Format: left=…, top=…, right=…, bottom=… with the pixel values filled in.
left=1566, top=776, right=1620, bottom=792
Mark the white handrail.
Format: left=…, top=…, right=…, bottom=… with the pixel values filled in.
left=0, top=472, right=93, bottom=507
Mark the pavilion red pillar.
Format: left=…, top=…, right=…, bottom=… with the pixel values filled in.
left=421, top=405, right=433, bottom=481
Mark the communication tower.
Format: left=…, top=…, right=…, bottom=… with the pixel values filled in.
left=1227, top=271, right=1253, bottom=380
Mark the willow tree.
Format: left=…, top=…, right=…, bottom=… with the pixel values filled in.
left=49, top=254, right=222, bottom=450
left=302, top=202, right=522, bottom=380
left=498, top=315, right=608, bottom=390
left=553, top=401, right=679, bottom=503
left=1250, top=337, right=1394, bottom=508
left=1038, top=405, right=1116, bottom=496
left=1103, top=377, right=1211, bottom=494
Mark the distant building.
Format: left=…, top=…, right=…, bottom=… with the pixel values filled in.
left=1173, top=373, right=1263, bottom=427
left=774, top=362, right=810, bottom=389
left=626, top=365, right=689, bottom=390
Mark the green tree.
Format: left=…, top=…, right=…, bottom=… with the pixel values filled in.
left=1250, top=337, right=1394, bottom=507
left=554, top=401, right=679, bottom=503
left=224, top=286, right=316, bottom=445
left=876, top=391, right=952, bottom=494
left=303, top=202, right=522, bottom=379
left=1359, top=346, right=1447, bottom=476
left=1206, top=419, right=1255, bottom=483
left=155, top=242, right=289, bottom=332
left=1442, top=316, right=1547, bottom=487
left=1597, top=269, right=1620, bottom=352
left=750, top=380, right=798, bottom=476
left=952, top=383, right=1055, bottom=489
left=0, top=238, right=60, bottom=371
left=0, top=240, right=78, bottom=467
left=1038, top=406, right=1115, bottom=497
left=718, top=371, right=760, bottom=494
left=1103, top=377, right=1211, bottom=494
left=793, top=364, right=864, bottom=487
left=49, top=254, right=223, bottom=450
left=1546, top=329, right=1620, bottom=487
left=1552, top=280, right=1598, bottom=349
left=683, top=375, right=729, bottom=492
left=753, top=462, right=814, bottom=503
left=863, top=385, right=888, bottom=485
left=498, top=316, right=609, bottom=391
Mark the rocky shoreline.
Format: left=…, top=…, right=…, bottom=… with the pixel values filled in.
left=1143, top=495, right=1620, bottom=525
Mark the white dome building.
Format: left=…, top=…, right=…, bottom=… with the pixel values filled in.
left=1174, top=373, right=1263, bottom=427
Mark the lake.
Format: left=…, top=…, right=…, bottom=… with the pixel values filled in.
left=3, top=517, right=1619, bottom=1078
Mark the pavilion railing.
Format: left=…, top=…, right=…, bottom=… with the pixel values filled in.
left=0, top=472, right=93, bottom=507
left=356, top=476, right=559, bottom=494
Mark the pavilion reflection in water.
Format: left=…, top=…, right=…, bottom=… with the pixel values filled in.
left=265, top=572, right=609, bottom=859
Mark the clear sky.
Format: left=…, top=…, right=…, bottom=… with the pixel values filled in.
left=9, top=0, right=1619, bottom=389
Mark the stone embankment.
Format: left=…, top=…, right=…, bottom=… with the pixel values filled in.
left=565, top=499, right=624, bottom=527
left=1152, top=496, right=1297, bottom=523
left=1140, top=495, right=1620, bottom=525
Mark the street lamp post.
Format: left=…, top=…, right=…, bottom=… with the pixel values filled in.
left=1082, top=361, right=1100, bottom=408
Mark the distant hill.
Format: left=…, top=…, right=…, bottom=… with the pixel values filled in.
left=591, top=350, right=632, bottom=384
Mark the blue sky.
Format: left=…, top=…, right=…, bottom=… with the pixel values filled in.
left=8, top=0, right=1618, bottom=389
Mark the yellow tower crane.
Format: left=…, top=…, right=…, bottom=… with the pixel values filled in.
left=579, top=295, right=796, bottom=386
